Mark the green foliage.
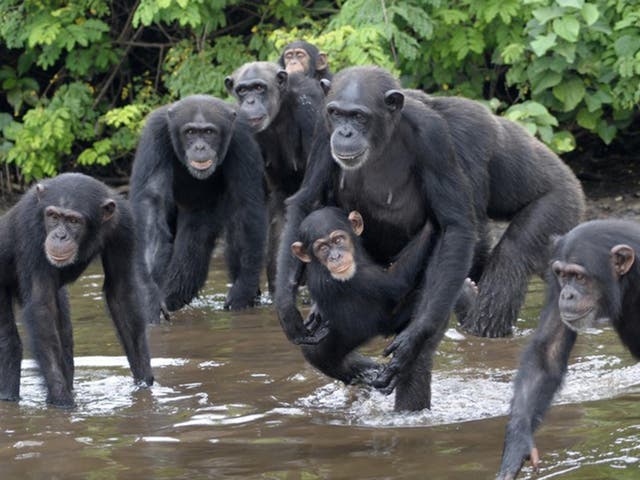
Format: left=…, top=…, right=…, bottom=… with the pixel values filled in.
left=0, top=0, right=638, bottom=182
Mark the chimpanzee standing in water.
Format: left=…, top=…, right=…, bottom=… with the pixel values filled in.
left=130, top=95, right=267, bottom=312
left=275, top=66, right=584, bottom=411
left=498, top=219, right=640, bottom=479
left=291, top=207, right=434, bottom=410
left=278, top=40, right=332, bottom=81
left=225, top=62, right=325, bottom=293
left=0, top=173, right=154, bottom=408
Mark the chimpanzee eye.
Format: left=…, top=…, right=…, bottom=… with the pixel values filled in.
left=68, top=217, right=79, bottom=224
left=185, top=128, right=195, bottom=136
left=334, top=236, right=344, bottom=245
left=255, top=85, right=265, bottom=93
left=575, top=273, right=586, bottom=283
left=355, top=113, right=367, bottom=124
left=204, top=128, right=214, bottom=135
left=237, top=87, right=247, bottom=96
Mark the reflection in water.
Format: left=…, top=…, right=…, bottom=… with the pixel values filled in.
left=0, top=260, right=639, bottom=479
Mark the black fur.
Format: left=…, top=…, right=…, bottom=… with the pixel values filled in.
left=0, top=173, right=154, bottom=407
left=498, top=219, right=640, bottom=479
left=130, top=95, right=267, bottom=312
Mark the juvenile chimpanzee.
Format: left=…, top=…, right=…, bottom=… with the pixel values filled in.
left=275, top=66, right=584, bottom=411
left=498, top=219, right=640, bottom=479
left=291, top=207, right=434, bottom=410
left=225, top=62, right=325, bottom=293
left=278, top=40, right=332, bottom=81
left=130, top=95, right=267, bottom=312
left=0, top=173, right=154, bottom=408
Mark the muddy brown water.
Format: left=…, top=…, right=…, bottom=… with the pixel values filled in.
left=1, top=256, right=639, bottom=479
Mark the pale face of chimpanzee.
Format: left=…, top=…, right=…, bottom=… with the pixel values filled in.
left=43, top=200, right=115, bottom=268
left=552, top=244, right=635, bottom=331
left=168, top=96, right=236, bottom=180
left=225, top=62, right=287, bottom=133
left=291, top=210, right=364, bottom=281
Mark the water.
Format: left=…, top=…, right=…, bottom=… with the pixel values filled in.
left=1, top=258, right=639, bottom=479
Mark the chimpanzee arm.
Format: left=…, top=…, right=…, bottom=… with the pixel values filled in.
left=275, top=135, right=335, bottom=344
left=497, top=284, right=577, bottom=479
left=129, top=110, right=175, bottom=288
left=222, top=127, right=268, bottom=310
left=374, top=114, right=476, bottom=392
left=101, top=208, right=154, bottom=387
left=381, top=220, right=434, bottom=299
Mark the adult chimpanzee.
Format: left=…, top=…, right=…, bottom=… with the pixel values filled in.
left=291, top=207, right=434, bottom=410
left=130, top=95, right=267, bottom=312
left=225, top=62, right=325, bottom=293
left=275, top=66, right=584, bottom=411
left=278, top=40, right=332, bottom=81
left=497, top=219, right=640, bottom=479
left=0, top=173, right=154, bottom=408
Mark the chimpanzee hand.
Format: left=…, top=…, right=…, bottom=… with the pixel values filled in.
left=497, top=424, right=540, bottom=480
left=277, top=303, right=329, bottom=345
left=371, top=324, right=423, bottom=395
left=224, top=281, right=259, bottom=310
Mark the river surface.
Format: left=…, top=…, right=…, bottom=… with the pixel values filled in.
left=1, top=256, right=639, bottom=479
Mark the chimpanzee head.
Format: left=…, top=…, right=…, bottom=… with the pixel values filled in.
left=35, top=173, right=116, bottom=268
left=225, top=62, right=287, bottom=133
left=291, top=207, right=364, bottom=281
left=278, top=40, right=329, bottom=80
left=168, top=95, right=236, bottom=180
left=323, top=66, right=404, bottom=170
left=551, top=221, right=637, bottom=332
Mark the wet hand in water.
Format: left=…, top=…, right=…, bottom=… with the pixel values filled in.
left=279, top=304, right=329, bottom=345
left=371, top=326, right=422, bottom=395
left=497, top=426, right=540, bottom=480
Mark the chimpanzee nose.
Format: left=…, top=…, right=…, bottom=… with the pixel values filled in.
left=560, top=289, right=574, bottom=301
left=339, top=127, right=352, bottom=138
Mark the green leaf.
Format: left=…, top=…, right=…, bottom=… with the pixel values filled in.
left=532, top=6, right=564, bottom=25
left=550, top=131, right=575, bottom=153
left=614, top=35, right=640, bottom=58
left=581, top=4, right=599, bottom=26
left=530, top=33, right=557, bottom=56
left=557, top=0, right=584, bottom=9
left=553, top=16, right=580, bottom=42
left=531, top=71, right=563, bottom=94
left=597, top=120, right=617, bottom=144
left=576, top=107, right=600, bottom=129
left=553, top=78, right=585, bottom=111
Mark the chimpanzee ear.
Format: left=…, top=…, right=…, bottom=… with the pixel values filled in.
left=320, top=79, right=331, bottom=96
left=316, top=52, right=329, bottom=71
left=101, top=199, right=116, bottom=223
left=384, top=89, right=405, bottom=113
left=36, top=183, right=45, bottom=202
left=348, top=211, right=364, bottom=236
left=611, top=244, right=635, bottom=276
left=276, top=70, right=288, bottom=90
left=291, top=242, right=312, bottom=263
left=224, top=76, right=234, bottom=94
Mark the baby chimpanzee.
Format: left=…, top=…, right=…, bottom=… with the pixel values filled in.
left=290, top=207, right=434, bottom=410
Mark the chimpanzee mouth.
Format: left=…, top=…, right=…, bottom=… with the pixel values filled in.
left=190, top=159, right=214, bottom=170
left=46, top=247, right=77, bottom=267
left=560, top=308, right=596, bottom=331
left=332, top=148, right=368, bottom=169
left=248, top=115, right=267, bottom=129
left=329, top=263, right=356, bottom=281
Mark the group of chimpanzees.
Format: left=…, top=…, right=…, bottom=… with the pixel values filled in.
left=1, top=39, right=638, bottom=478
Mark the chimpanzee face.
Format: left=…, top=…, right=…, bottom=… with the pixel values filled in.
left=324, top=68, right=404, bottom=170
left=552, top=243, right=635, bottom=332
left=282, top=47, right=311, bottom=75
left=291, top=209, right=364, bottom=282
left=225, top=62, right=287, bottom=133
left=43, top=206, right=86, bottom=267
left=168, top=95, right=236, bottom=180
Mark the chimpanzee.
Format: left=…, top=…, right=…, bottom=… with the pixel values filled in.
left=275, top=66, right=584, bottom=411
left=225, top=62, right=325, bottom=293
left=0, top=173, right=154, bottom=408
left=497, top=219, right=640, bottom=479
left=291, top=207, right=434, bottom=410
left=278, top=40, right=332, bottom=81
left=129, top=95, right=267, bottom=312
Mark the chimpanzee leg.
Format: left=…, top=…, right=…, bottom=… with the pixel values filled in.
left=23, top=281, right=73, bottom=407
left=464, top=189, right=584, bottom=337
left=394, top=317, right=447, bottom=411
left=56, top=288, right=74, bottom=393
left=302, top=335, right=381, bottom=386
left=163, top=208, right=222, bottom=311
left=0, top=288, right=22, bottom=401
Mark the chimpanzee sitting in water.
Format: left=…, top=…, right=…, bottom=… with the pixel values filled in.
left=498, top=219, right=640, bottom=479
left=0, top=173, right=154, bottom=408
left=291, top=207, right=434, bottom=410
